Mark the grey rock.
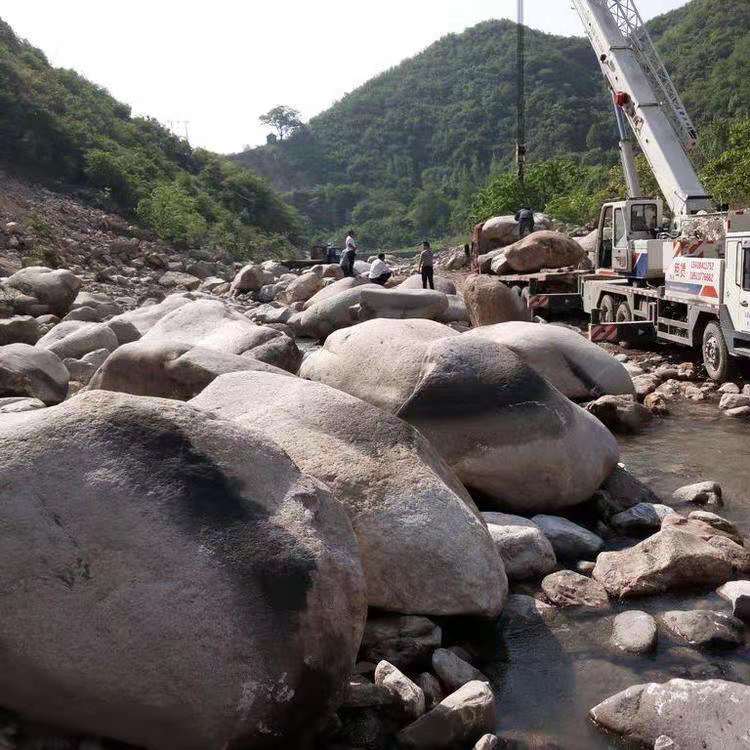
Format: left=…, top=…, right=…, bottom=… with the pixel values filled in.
left=342, top=675, right=395, bottom=709
left=661, top=610, right=744, bottom=649
left=473, top=735, right=499, bottom=750
left=499, top=594, right=556, bottom=630
left=416, top=673, right=444, bottom=711
left=672, top=482, right=723, bottom=506
left=360, top=616, right=442, bottom=671
left=399, top=274, right=457, bottom=295
left=6, top=266, right=81, bottom=316
left=431, top=649, right=489, bottom=693
left=36, top=321, right=118, bottom=360
left=397, top=681, right=496, bottom=750
left=541, top=570, right=609, bottom=609
left=158, top=271, right=201, bottom=290
left=717, top=581, right=750, bottom=621
left=600, top=466, right=660, bottom=517
left=591, top=679, right=750, bottom=748
left=482, top=512, right=557, bottom=581
left=0, top=343, right=69, bottom=404
left=374, top=661, right=425, bottom=719
left=462, top=275, right=529, bottom=327
left=610, top=503, right=678, bottom=535
left=586, top=395, right=652, bottom=433
left=0, top=396, right=45, bottom=413
left=532, top=515, right=604, bottom=559
left=0, top=315, right=41, bottom=345
left=611, top=611, right=657, bottom=653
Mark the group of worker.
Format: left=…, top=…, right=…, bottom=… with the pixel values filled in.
left=338, top=231, right=436, bottom=289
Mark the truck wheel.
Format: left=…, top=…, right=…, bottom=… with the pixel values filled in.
left=615, top=300, right=633, bottom=322
left=600, top=294, right=616, bottom=323
left=702, top=321, right=730, bottom=382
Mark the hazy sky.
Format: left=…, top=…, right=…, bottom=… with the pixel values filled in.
left=2, top=0, right=688, bottom=154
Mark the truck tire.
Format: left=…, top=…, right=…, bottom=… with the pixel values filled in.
left=615, top=300, right=633, bottom=323
left=702, top=321, right=731, bottom=382
left=600, top=294, right=616, bottom=323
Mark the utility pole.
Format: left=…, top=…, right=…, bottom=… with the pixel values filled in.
left=515, top=0, right=527, bottom=195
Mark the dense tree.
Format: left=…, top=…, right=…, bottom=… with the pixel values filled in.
left=259, top=105, right=302, bottom=141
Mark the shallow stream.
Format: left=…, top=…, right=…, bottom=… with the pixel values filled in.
left=489, top=402, right=750, bottom=748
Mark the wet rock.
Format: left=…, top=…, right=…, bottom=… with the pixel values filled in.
left=660, top=610, right=744, bottom=649
left=0, top=343, right=69, bottom=404
left=632, top=374, right=661, bottom=399
left=0, top=315, right=41, bottom=345
left=482, top=513, right=557, bottom=581
left=6, top=266, right=81, bottom=316
left=717, top=581, right=750, bottom=620
left=719, top=393, right=750, bottom=410
left=191, top=371, right=507, bottom=616
left=586, top=395, right=652, bottom=433
left=725, top=405, right=750, bottom=419
left=717, top=382, right=740, bottom=394
left=374, top=661, right=425, bottom=719
left=465, top=321, right=634, bottom=400
left=672, top=481, right=722, bottom=506
left=462, top=275, right=529, bottom=327
left=644, top=391, right=669, bottom=415
left=0, top=390, right=366, bottom=749
left=499, top=594, right=556, bottom=629
left=416, top=673, right=444, bottom=710
left=590, top=679, right=750, bottom=748
left=397, top=681, right=496, bottom=750
left=360, top=616, right=442, bottom=671
left=593, top=528, right=747, bottom=598
left=610, top=503, right=678, bottom=535
left=531, top=515, right=603, bottom=560
left=611, top=610, right=657, bottom=653
left=541, top=570, right=609, bottom=609
left=342, top=676, right=395, bottom=709
left=431, top=649, right=489, bottom=693
left=600, top=466, right=660, bottom=516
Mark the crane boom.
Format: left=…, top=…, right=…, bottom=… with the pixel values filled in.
left=571, top=0, right=713, bottom=217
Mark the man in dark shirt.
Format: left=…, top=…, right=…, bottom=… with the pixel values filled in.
left=419, top=241, right=435, bottom=290
left=515, top=208, right=535, bottom=239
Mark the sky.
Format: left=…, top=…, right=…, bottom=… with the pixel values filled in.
left=2, top=0, right=689, bottom=154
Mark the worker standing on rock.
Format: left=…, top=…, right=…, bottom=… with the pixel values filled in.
left=369, top=253, right=392, bottom=286
left=340, top=230, right=357, bottom=277
left=419, top=240, right=435, bottom=290
left=515, top=207, right=535, bottom=238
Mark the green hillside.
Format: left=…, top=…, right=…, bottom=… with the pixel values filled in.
left=0, top=18, right=302, bottom=259
left=233, top=0, right=750, bottom=247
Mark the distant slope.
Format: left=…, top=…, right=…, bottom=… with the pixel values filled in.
left=0, top=18, right=301, bottom=258
left=232, top=0, right=750, bottom=246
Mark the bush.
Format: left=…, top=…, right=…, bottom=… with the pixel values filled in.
left=137, top=182, right=207, bottom=246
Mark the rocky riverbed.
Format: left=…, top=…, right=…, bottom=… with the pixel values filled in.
left=0, top=214, right=749, bottom=749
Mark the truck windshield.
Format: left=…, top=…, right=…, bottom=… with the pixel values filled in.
left=631, top=204, right=658, bottom=234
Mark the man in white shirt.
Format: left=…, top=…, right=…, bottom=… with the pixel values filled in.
left=340, top=230, right=357, bottom=277
left=368, top=253, right=392, bottom=286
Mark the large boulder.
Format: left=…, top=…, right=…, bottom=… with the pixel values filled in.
left=282, top=271, right=324, bottom=304
left=294, top=285, right=382, bottom=340
left=435, top=295, right=471, bottom=325
left=107, top=294, right=192, bottom=344
left=358, top=287, right=449, bottom=321
left=0, top=315, right=41, bottom=345
left=464, top=322, right=634, bottom=400
left=141, top=299, right=302, bottom=371
left=593, top=528, right=750, bottom=598
left=462, top=275, right=529, bottom=327
left=36, top=321, right=119, bottom=361
left=89, top=341, right=292, bottom=400
left=191, top=371, right=507, bottom=616
left=590, top=679, right=750, bottom=748
left=491, top=231, right=585, bottom=274
left=399, top=275, right=457, bottom=295
left=303, top=276, right=373, bottom=310
left=229, top=262, right=266, bottom=294
left=0, top=391, right=366, bottom=749
left=301, top=319, right=620, bottom=513
left=0, top=343, right=69, bottom=404
left=6, top=266, right=81, bottom=316
left=481, top=216, right=518, bottom=247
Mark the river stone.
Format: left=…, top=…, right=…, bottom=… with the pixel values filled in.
left=719, top=393, right=750, bottom=411
left=462, top=275, right=529, bottom=327
left=482, top=513, right=557, bottom=581
left=435, top=294, right=471, bottom=325
left=89, top=341, right=292, bottom=400
left=282, top=271, right=324, bottom=304
left=303, top=276, right=372, bottom=310
left=672, top=481, right=722, bottom=506
left=191, top=371, right=507, bottom=616
left=416, top=673, right=444, bottom=711
left=585, top=395, right=652, bottom=433
left=293, top=286, right=372, bottom=340
left=360, top=616, right=442, bottom=671
left=0, top=315, right=41, bottom=345
left=464, top=321, right=633, bottom=400
left=0, top=343, right=69, bottom=404
left=591, top=679, right=750, bottom=748
left=374, top=661, right=425, bottom=720
left=399, top=274, right=456, bottom=295
left=358, top=287, right=450, bottom=321
left=473, top=734, right=499, bottom=750
left=397, top=681, right=496, bottom=750
left=532, top=515, right=603, bottom=560
left=598, top=466, right=660, bottom=518
left=717, top=581, right=750, bottom=621
left=0, top=390, right=366, bottom=750
left=611, top=611, right=657, bottom=654
left=342, top=676, right=394, bottom=709
left=107, top=294, right=192, bottom=343
left=501, top=231, right=585, bottom=274
left=6, top=266, right=81, bottom=316
left=431, top=649, right=489, bottom=693
left=158, top=271, right=201, bottom=291
left=0, top=396, right=45, bottom=413
left=661, top=514, right=743, bottom=546
left=541, top=570, right=609, bottom=609
left=229, top=262, right=266, bottom=294
left=661, top=610, right=745, bottom=649
left=610, top=503, right=678, bottom=535
left=303, top=319, right=619, bottom=513
left=593, top=528, right=746, bottom=598
left=36, top=321, right=119, bottom=360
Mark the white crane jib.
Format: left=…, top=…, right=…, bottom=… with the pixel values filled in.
left=571, top=0, right=714, bottom=217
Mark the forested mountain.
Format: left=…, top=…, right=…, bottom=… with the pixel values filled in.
left=0, top=18, right=301, bottom=259
left=233, top=0, right=750, bottom=248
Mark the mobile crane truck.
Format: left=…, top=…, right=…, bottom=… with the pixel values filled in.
left=499, top=0, right=750, bottom=380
